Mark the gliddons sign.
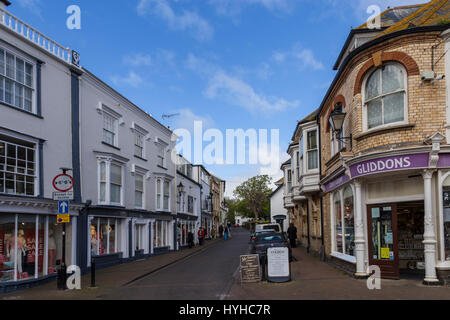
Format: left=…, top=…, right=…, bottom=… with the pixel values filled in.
left=350, top=153, right=429, bottom=178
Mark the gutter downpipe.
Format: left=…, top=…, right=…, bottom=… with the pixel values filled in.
left=318, top=117, right=326, bottom=262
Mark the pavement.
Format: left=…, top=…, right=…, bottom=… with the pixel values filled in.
left=2, top=227, right=450, bottom=300
left=0, top=237, right=223, bottom=300
left=229, top=246, right=450, bottom=300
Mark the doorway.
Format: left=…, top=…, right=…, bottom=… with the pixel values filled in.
left=367, top=201, right=425, bottom=280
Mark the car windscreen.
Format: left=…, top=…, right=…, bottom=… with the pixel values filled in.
left=256, top=235, right=284, bottom=242
left=262, top=225, right=280, bottom=232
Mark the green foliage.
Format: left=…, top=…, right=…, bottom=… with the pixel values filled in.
left=233, top=175, right=272, bottom=220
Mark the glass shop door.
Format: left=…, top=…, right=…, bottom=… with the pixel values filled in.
left=367, top=204, right=399, bottom=279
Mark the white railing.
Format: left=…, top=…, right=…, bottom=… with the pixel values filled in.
left=0, top=8, right=74, bottom=65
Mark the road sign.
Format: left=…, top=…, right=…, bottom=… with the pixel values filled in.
left=57, top=214, right=70, bottom=224
left=58, top=201, right=69, bottom=214
left=53, top=191, right=74, bottom=201
left=267, top=247, right=291, bottom=283
left=53, top=174, right=74, bottom=193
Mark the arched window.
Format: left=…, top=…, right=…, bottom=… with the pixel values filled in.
left=364, top=63, right=407, bottom=130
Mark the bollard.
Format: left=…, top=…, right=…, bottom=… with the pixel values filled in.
left=90, top=258, right=96, bottom=288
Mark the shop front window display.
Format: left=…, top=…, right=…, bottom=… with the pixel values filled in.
left=442, top=179, right=450, bottom=261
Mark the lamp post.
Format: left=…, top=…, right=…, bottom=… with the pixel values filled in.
left=329, top=102, right=353, bottom=150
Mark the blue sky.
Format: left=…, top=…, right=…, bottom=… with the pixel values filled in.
left=9, top=0, right=425, bottom=196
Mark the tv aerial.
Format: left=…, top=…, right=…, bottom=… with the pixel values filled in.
left=162, top=113, right=180, bottom=129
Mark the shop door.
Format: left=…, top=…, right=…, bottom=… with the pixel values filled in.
left=367, top=204, right=399, bottom=279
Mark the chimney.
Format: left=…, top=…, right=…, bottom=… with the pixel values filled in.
left=0, top=0, right=11, bottom=10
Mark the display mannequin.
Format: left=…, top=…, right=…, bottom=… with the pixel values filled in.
left=48, top=229, right=56, bottom=273
left=6, top=232, right=25, bottom=277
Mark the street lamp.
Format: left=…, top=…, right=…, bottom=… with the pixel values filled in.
left=329, top=102, right=353, bottom=150
left=177, top=182, right=185, bottom=195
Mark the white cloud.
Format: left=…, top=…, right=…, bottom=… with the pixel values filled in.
left=172, top=108, right=215, bottom=133
left=204, top=71, right=300, bottom=114
left=273, top=44, right=324, bottom=71
left=210, top=0, right=295, bottom=17
left=123, top=53, right=152, bottom=67
left=186, top=54, right=300, bottom=114
left=16, top=0, right=42, bottom=17
left=110, top=71, right=147, bottom=88
left=137, top=0, right=214, bottom=41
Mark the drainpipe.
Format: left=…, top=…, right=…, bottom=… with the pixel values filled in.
left=306, top=198, right=311, bottom=254
left=317, top=116, right=326, bottom=262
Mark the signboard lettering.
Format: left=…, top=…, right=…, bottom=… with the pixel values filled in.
left=240, top=255, right=261, bottom=283
left=267, top=247, right=290, bottom=283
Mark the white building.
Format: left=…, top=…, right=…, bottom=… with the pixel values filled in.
left=192, top=165, right=213, bottom=237
left=269, top=179, right=289, bottom=232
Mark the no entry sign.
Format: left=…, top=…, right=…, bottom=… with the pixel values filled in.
left=53, top=174, right=74, bottom=193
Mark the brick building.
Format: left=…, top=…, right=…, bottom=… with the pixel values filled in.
left=318, top=0, right=450, bottom=285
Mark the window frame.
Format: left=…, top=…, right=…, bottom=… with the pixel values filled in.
left=97, top=159, right=124, bottom=206
left=0, top=46, right=36, bottom=114
left=102, top=111, right=119, bottom=147
left=155, top=178, right=171, bottom=212
left=362, top=63, right=408, bottom=133
left=304, top=128, right=319, bottom=172
left=135, top=173, right=144, bottom=209
left=331, top=186, right=355, bottom=257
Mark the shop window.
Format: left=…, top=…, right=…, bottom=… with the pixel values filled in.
left=91, top=218, right=118, bottom=256
left=0, top=139, right=36, bottom=196
left=333, top=188, right=355, bottom=256
left=442, top=176, right=450, bottom=261
left=334, top=192, right=343, bottom=253
left=0, top=48, right=34, bottom=113
left=364, top=64, right=407, bottom=131
left=135, top=224, right=145, bottom=251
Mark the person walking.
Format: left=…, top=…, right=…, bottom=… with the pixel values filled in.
left=187, top=231, right=194, bottom=249
left=224, top=225, right=229, bottom=241
left=218, top=225, right=224, bottom=238
left=198, top=227, right=205, bottom=246
left=287, top=223, right=298, bottom=248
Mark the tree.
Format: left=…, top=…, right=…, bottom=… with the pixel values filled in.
left=233, top=175, right=272, bottom=220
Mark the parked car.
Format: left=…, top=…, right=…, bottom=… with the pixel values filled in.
left=250, top=232, right=292, bottom=262
left=255, top=223, right=282, bottom=233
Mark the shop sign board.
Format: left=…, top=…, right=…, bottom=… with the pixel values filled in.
left=267, top=247, right=291, bottom=283
left=240, top=255, right=261, bottom=283
left=350, top=153, right=429, bottom=179
left=323, top=174, right=350, bottom=193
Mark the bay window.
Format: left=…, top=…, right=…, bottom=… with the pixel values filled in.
left=0, top=48, right=34, bottom=113
left=364, top=63, right=407, bottom=131
left=306, top=130, right=318, bottom=171
left=0, top=139, right=36, bottom=196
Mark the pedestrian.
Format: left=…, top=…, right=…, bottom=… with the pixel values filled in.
left=187, top=231, right=194, bottom=249
left=198, top=228, right=204, bottom=246
left=287, top=223, right=298, bottom=248
left=224, top=225, right=229, bottom=241
left=211, top=226, right=216, bottom=239
left=219, top=225, right=224, bottom=238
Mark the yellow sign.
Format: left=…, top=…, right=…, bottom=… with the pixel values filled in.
left=57, top=214, right=70, bottom=224
left=381, top=248, right=390, bottom=259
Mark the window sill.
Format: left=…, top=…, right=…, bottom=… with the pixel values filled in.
left=355, top=123, right=415, bottom=141
left=0, top=102, right=42, bottom=119
left=102, top=141, right=121, bottom=151
left=330, top=252, right=356, bottom=264
left=134, top=155, right=148, bottom=162
left=157, top=165, right=168, bottom=171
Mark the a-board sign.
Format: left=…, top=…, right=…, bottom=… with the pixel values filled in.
left=267, top=247, right=291, bottom=283
left=240, top=254, right=261, bottom=284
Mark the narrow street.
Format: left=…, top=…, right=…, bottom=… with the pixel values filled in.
left=99, top=228, right=250, bottom=300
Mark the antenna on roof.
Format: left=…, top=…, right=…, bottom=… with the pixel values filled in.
left=162, top=113, right=180, bottom=129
